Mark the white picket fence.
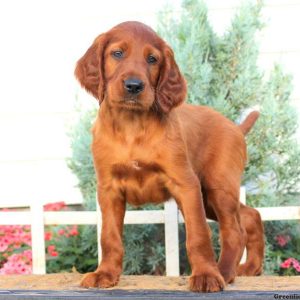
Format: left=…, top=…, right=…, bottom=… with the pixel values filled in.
left=0, top=187, right=299, bottom=275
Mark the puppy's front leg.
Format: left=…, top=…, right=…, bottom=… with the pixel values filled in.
left=81, top=186, right=125, bottom=288
left=172, top=179, right=225, bottom=292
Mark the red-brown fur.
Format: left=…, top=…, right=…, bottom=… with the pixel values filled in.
left=75, top=21, right=264, bottom=292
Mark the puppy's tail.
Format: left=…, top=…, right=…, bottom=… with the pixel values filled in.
left=239, top=111, right=260, bottom=135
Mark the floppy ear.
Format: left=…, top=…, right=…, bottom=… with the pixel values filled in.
left=75, top=34, right=108, bottom=102
left=156, top=46, right=187, bottom=113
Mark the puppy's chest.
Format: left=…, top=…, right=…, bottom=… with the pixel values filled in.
left=111, top=159, right=170, bottom=205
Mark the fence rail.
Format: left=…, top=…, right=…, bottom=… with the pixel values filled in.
left=0, top=187, right=299, bottom=275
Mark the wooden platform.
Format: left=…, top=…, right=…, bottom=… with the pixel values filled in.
left=0, top=274, right=299, bottom=299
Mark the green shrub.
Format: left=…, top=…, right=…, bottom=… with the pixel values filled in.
left=46, top=225, right=98, bottom=274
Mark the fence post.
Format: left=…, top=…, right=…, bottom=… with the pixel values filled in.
left=96, top=197, right=102, bottom=265
left=240, top=186, right=247, bottom=264
left=164, top=199, right=180, bottom=276
left=31, top=202, right=46, bottom=274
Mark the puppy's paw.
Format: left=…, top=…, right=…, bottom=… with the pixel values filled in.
left=189, top=270, right=225, bottom=292
left=80, top=271, right=119, bottom=288
left=237, top=262, right=263, bottom=276
left=218, top=265, right=236, bottom=284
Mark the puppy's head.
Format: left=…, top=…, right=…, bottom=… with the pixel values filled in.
left=75, top=21, right=187, bottom=113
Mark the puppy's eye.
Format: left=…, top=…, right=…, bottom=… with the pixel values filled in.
left=112, top=50, right=123, bottom=59
left=147, top=54, right=158, bottom=64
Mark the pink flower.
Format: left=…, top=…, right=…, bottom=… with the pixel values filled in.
left=0, top=223, right=32, bottom=275
left=13, top=241, right=21, bottom=249
left=69, top=225, right=79, bottom=236
left=280, top=259, right=291, bottom=269
left=47, top=245, right=56, bottom=253
left=0, top=224, right=31, bottom=249
left=22, top=250, right=32, bottom=263
left=276, top=235, right=290, bottom=247
left=44, top=231, right=52, bottom=241
left=47, top=245, right=58, bottom=257
left=291, top=259, right=300, bottom=273
left=0, top=238, right=8, bottom=252
left=58, top=229, right=65, bottom=236
left=280, top=258, right=300, bottom=272
left=21, top=233, right=32, bottom=246
left=1, top=208, right=10, bottom=212
left=0, top=250, right=32, bottom=274
left=50, top=251, right=58, bottom=257
left=0, top=260, right=32, bottom=275
left=44, top=201, right=66, bottom=211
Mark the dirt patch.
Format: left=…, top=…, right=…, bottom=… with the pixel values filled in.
left=0, top=274, right=299, bottom=291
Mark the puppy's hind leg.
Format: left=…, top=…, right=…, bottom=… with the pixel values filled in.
left=237, top=204, right=264, bottom=276
left=206, top=189, right=245, bottom=284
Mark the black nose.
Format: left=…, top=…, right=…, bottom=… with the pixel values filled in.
left=124, top=78, right=144, bottom=94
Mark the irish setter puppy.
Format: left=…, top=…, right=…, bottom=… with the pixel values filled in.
left=75, top=21, right=264, bottom=292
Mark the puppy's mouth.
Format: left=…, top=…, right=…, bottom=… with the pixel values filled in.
left=120, top=95, right=141, bottom=105
left=123, top=99, right=139, bottom=104
left=123, top=95, right=139, bottom=102
left=118, top=97, right=144, bottom=110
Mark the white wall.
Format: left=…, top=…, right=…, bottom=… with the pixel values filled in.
left=0, top=0, right=299, bottom=207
